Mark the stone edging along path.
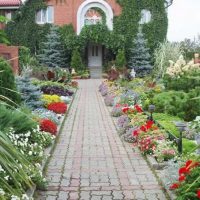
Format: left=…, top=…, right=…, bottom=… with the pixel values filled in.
left=34, top=80, right=169, bottom=200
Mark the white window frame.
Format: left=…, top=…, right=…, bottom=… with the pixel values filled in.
left=5, top=11, right=12, bottom=20
left=36, top=6, right=54, bottom=24
left=139, top=9, right=151, bottom=24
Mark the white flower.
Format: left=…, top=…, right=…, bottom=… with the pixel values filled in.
left=11, top=195, right=20, bottom=200
left=22, top=194, right=29, bottom=200
left=4, top=176, right=9, bottom=180
left=0, top=188, right=5, bottom=195
left=28, top=151, right=33, bottom=156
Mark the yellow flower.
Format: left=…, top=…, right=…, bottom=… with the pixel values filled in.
left=41, top=94, right=62, bottom=107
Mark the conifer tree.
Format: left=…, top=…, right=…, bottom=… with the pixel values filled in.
left=70, top=49, right=83, bottom=72
left=38, top=26, right=67, bottom=68
left=16, top=69, right=43, bottom=109
left=128, top=28, right=152, bottom=77
left=116, top=49, right=126, bottom=71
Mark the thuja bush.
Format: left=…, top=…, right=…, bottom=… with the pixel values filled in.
left=0, top=57, right=21, bottom=104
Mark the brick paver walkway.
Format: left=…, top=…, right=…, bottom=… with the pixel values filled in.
left=36, top=80, right=167, bottom=200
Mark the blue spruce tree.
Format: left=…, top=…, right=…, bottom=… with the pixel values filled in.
left=38, top=26, right=67, bottom=68
left=128, top=28, right=152, bottom=77
left=16, top=69, right=43, bottom=110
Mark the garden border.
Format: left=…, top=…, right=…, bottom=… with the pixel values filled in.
left=104, top=101, right=175, bottom=200
left=27, top=88, right=78, bottom=199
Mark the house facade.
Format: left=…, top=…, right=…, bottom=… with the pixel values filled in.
left=0, top=0, right=21, bottom=29
left=34, top=0, right=122, bottom=71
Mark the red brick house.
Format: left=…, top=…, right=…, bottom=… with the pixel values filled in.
left=34, top=0, right=122, bottom=72
left=0, top=0, right=21, bottom=29
left=0, top=0, right=21, bottom=74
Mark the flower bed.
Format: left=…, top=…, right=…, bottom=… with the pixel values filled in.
left=0, top=77, right=77, bottom=200
left=99, top=79, right=200, bottom=200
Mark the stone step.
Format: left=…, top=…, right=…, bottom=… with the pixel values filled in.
left=89, top=67, right=102, bottom=79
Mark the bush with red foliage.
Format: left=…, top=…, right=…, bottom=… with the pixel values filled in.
left=47, top=102, right=67, bottom=114
left=40, top=119, right=57, bottom=135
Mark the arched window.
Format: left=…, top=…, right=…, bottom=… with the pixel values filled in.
left=139, top=9, right=151, bottom=24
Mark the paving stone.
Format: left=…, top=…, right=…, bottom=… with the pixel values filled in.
left=35, top=80, right=167, bottom=200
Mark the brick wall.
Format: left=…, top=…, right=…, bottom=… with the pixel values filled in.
left=46, top=0, right=121, bottom=31
left=0, top=44, right=19, bottom=74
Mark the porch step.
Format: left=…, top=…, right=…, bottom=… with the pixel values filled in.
left=89, top=67, right=102, bottom=79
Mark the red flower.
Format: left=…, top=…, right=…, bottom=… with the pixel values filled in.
left=178, top=175, right=186, bottom=182
left=197, top=190, right=200, bottom=199
left=185, top=160, right=193, bottom=168
left=133, top=130, right=140, bottom=136
left=179, top=167, right=190, bottom=176
left=48, top=102, right=67, bottom=114
left=146, top=120, right=154, bottom=129
left=122, top=107, right=129, bottom=113
left=40, top=119, right=57, bottom=135
left=170, top=183, right=179, bottom=190
left=140, top=125, right=147, bottom=132
left=134, top=104, right=143, bottom=113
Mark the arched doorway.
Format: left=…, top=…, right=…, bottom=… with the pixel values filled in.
left=77, top=0, right=113, bottom=78
left=77, top=0, right=114, bottom=35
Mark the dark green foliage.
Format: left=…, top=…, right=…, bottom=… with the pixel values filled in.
left=0, top=104, right=37, bottom=134
left=128, top=28, right=152, bottom=77
left=115, top=49, right=126, bottom=70
left=0, top=15, right=9, bottom=44
left=70, top=49, right=84, bottom=72
left=38, top=26, right=67, bottom=68
left=151, top=89, right=200, bottom=121
left=59, top=24, right=78, bottom=67
left=16, top=71, right=43, bottom=110
left=0, top=57, right=21, bottom=104
left=164, top=70, right=200, bottom=92
left=114, top=0, right=168, bottom=57
left=79, top=24, right=125, bottom=54
left=5, top=0, right=51, bottom=54
left=183, top=87, right=200, bottom=122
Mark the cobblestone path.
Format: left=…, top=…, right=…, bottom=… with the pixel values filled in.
left=36, top=80, right=167, bottom=200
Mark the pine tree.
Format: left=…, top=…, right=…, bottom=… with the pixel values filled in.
left=38, top=26, right=67, bottom=68
left=128, top=28, right=152, bottom=77
left=16, top=69, right=43, bottom=110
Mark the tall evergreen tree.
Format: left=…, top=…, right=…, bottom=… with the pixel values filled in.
left=128, top=28, right=152, bottom=77
left=38, top=26, right=67, bottom=68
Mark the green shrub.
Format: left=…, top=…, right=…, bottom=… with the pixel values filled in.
left=70, top=49, right=84, bottom=72
left=115, top=49, right=126, bottom=70
left=153, top=113, right=182, bottom=137
left=152, top=91, right=187, bottom=119
left=183, top=138, right=197, bottom=153
left=0, top=104, right=37, bottom=134
left=164, top=70, right=200, bottom=92
left=0, top=57, right=21, bottom=104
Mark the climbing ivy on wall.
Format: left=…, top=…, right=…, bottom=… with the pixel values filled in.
left=114, top=0, right=168, bottom=58
left=6, top=0, right=51, bottom=54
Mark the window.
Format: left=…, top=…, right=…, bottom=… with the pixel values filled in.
left=139, top=9, right=151, bottom=24
left=36, top=6, right=54, bottom=24
left=5, top=11, right=12, bottom=20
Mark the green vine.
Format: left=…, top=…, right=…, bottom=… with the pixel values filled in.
left=114, top=0, right=168, bottom=57
left=6, top=0, right=51, bottom=54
